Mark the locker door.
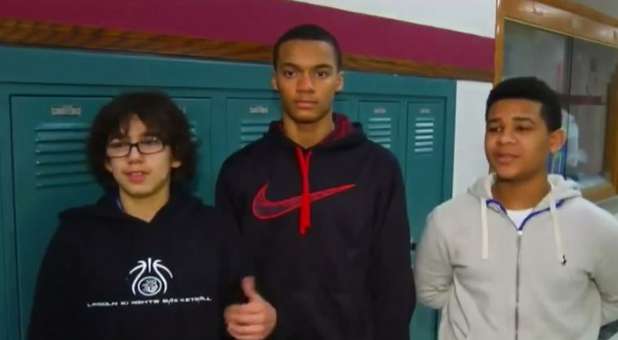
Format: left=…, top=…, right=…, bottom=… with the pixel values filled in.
left=406, top=100, right=446, bottom=239
left=358, top=100, right=407, bottom=167
left=208, top=96, right=282, bottom=192
left=11, top=96, right=108, bottom=337
left=174, top=97, right=214, bottom=203
left=406, top=99, right=446, bottom=340
left=225, top=97, right=281, bottom=152
left=333, top=97, right=357, bottom=122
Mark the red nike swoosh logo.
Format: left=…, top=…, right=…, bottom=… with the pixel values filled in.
left=252, top=183, right=356, bottom=220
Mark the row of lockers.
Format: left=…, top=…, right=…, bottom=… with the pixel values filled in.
left=0, top=45, right=455, bottom=340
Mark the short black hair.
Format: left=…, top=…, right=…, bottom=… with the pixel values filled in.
left=486, top=77, right=562, bottom=131
left=87, top=91, right=197, bottom=188
left=273, top=24, right=342, bottom=70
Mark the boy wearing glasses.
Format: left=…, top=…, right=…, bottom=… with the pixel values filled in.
left=28, top=92, right=254, bottom=339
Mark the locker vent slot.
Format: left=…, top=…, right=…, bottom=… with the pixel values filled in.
left=414, top=118, right=435, bottom=154
left=366, top=116, right=392, bottom=149
left=240, top=119, right=270, bottom=147
left=189, top=123, right=199, bottom=142
left=34, top=123, right=93, bottom=188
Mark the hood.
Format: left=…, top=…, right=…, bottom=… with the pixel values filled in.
left=264, top=113, right=366, bottom=151
left=467, top=174, right=580, bottom=265
left=59, top=186, right=202, bottom=228
left=467, top=173, right=581, bottom=205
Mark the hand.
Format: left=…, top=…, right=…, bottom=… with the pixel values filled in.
left=224, top=276, right=277, bottom=340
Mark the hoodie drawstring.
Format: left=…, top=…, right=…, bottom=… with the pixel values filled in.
left=481, top=198, right=489, bottom=260
left=480, top=175, right=568, bottom=265
left=480, top=175, right=493, bottom=260
left=295, top=147, right=312, bottom=236
left=548, top=191, right=567, bottom=265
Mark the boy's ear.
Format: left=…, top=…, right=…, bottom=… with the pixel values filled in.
left=336, top=71, right=344, bottom=92
left=549, top=128, right=566, bottom=154
left=271, top=72, right=278, bottom=91
left=170, top=149, right=182, bottom=169
left=172, top=159, right=182, bottom=169
left=104, top=159, right=112, bottom=173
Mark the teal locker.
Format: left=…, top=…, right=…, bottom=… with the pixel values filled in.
left=406, top=99, right=448, bottom=340
left=358, top=100, right=407, bottom=166
left=0, top=45, right=455, bottom=340
left=208, top=95, right=282, bottom=188
left=406, top=100, right=447, bottom=240
left=174, top=97, right=214, bottom=203
left=333, top=97, right=357, bottom=121
left=225, top=96, right=281, bottom=150
left=10, top=96, right=108, bottom=335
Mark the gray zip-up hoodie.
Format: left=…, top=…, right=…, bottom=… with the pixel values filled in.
left=415, top=174, right=618, bottom=340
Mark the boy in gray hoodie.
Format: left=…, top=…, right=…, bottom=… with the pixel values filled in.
left=415, top=77, right=618, bottom=340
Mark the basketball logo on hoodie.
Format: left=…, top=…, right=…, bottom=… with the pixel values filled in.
left=129, top=257, right=173, bottom=297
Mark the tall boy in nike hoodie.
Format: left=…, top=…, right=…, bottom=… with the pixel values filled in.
left=28, top=92, right=258, bottom=340
left=415, top=77, right=618, bottom=340
left=217, top=24, right=414, bottom=340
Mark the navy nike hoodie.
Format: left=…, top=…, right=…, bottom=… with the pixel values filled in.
left=28, top=188, right=249, bottom=340
left=216, top=114, right=415, bottom=340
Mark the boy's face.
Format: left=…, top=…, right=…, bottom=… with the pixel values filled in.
left=484, top=98, right=564, bottom=182
left=105, top=115, right=181, bottom=202
left=272, top=39, right=343, bottom=125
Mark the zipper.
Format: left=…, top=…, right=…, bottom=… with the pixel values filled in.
left=515, top=231, right=522, bottom=340
left=488, top=200, right=526, bottom=340
left=496, top=205, right=523, bottom=340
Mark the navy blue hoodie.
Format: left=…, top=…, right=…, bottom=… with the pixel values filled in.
left=216, top=114, right=415, bottom=340
left=29, top=188, right=248, bottom=340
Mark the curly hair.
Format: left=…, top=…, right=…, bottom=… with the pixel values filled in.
left=87, top=91, right=197, bottom=188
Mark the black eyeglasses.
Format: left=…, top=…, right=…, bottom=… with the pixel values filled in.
left=106, top=136, right=166, bottom=158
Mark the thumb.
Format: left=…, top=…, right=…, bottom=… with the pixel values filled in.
left=241, top=276, right=261, bottom=301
